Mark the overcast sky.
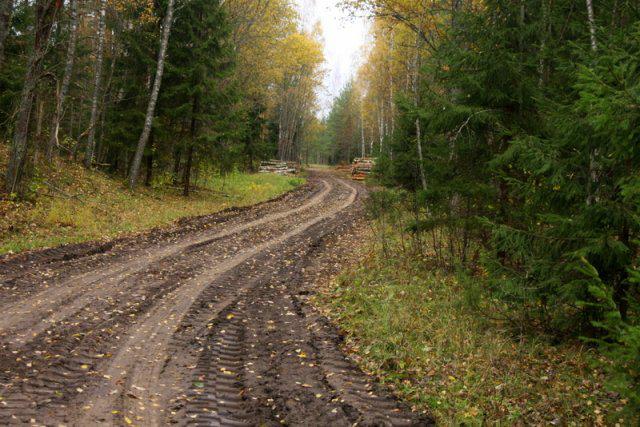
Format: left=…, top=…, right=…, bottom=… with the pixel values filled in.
left=294, top=0, right=370, bottom=116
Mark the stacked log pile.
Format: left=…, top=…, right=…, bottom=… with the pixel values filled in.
left=351, top=158, right=376, bottom=181
left=259, top=160, right=298, bottom=175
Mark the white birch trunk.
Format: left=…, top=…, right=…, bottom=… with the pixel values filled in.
left=585, top=0, right=598, bottom=205
left=47, top=0, right=78, bottom=160
left=360, top=100, right=366, bottom=158
left=585, top=0, right=598, bottom=52
left=413, top=39, right=427, bottom=191
left=388, top=33, right=395, bottom=136
left=129, top=0, right=176, bottom=188
left=84, top=0, right=106, bottom=168
left=378, top=101, right=384, bottom=153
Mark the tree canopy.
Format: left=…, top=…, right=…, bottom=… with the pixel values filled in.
left=0, top=0, right=325, bottom=194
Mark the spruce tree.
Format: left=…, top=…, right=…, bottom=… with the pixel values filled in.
left=160, top=0, right=236, bottom=196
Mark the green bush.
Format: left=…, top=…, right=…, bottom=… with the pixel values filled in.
left=370, top=4, right=640, bottom=419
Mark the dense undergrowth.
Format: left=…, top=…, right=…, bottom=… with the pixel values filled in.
left=319, top=0, right=640, bottom=422
left=317, top=189, right=635, bottom=425
left=0, top=149, right=304, bottom=255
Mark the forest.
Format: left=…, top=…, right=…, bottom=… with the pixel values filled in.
left=315, top=0, right=640, bottom=421
left=0, top=0, right=639, bottom=424
left=0, top=0, right=323, bottom=197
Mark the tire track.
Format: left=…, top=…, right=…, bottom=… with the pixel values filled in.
left=0, top=179, right=342, bottom=426
left=0, top=172, right=430, bottom=426
left=0, top=178, right=333, bottom=424
left=73, top=178, right=357, bottom=426
left=0, top=180, right=333, bottom=347
left=181, top=307, right=249, bottom=426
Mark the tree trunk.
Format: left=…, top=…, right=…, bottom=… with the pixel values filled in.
left=47, top=0, right=78, bottom=161
left=5, top=0, right=60, bottom=195
left=415, top=117, right=427, bottom=189
left=34, top=96, right=44, bottom=163
left=184, top=94, right=200, bottom=197
left=172, top=147, right=181, bottom=185
left=413, top=38, right=427, bottom=191
left=277, top=103, right=284, bottom=159
left=84, top=0, right=106, bottom=168
left=585, top=0, right=598, bottom=205
left=142, top=131, right=153, bottom=186
left=388, top=33, right=395, bottom=137
left=378, top=101, right=385, bottom=154
left=614, top=221, right=631, bottom=321
left=246, top=139, right=255, bottom=172
left=0, top=0, right=12, bottom=70
left=128, top=0, right=176, bottom=189
left=538, top=0, right=550, bottom=87
left=183, top=145, right=194, bottom=197
left=360, top=100, right=366, bottom=158
left=144, top=153, right=153, bottom=187
left=585, top=0, right=598, bottom=52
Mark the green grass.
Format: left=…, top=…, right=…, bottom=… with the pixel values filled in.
left=0, top=157, right=304, bottom=255
left=315, top=231, right=630, bottom=425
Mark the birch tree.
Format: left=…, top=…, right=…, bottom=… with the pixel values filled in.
left=585, top=0, right=599, bottom=206
left=412, top=38, right=427, bottom=191
left=84, top=0, right=107, bottom=168
left=128, top=0, right=175, bottom=189
left=360, top=98, right=366, bottom=157
left=5, top=0, right=61, bottom=194
left=585, top=0, right=598, bottom=51
left=0, top=0, right=326, bottom=193
left=275, top=31, right=323, bottom=161
left=47, top=0, right=78, bottom=160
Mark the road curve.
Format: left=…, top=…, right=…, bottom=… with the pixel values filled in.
left=0, top=171, right=432, bottom=426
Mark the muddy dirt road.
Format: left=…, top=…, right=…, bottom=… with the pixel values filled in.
left=0, top=172, right=431, bottom=426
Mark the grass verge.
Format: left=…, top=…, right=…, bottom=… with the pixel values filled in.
left=315, top=229, right=630, bottom=425
left=0, top=156, right=304, bottom=255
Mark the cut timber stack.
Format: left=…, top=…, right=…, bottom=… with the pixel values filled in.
left=259, top=160, right=298, bottom=175
left=351, top=158, right=376, bottom=181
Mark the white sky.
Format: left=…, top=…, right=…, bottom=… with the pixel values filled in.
left=294, top=0, right=370, bottom=116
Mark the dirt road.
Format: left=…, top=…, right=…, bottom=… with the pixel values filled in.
left=0, top=172, right=431, bottom=426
